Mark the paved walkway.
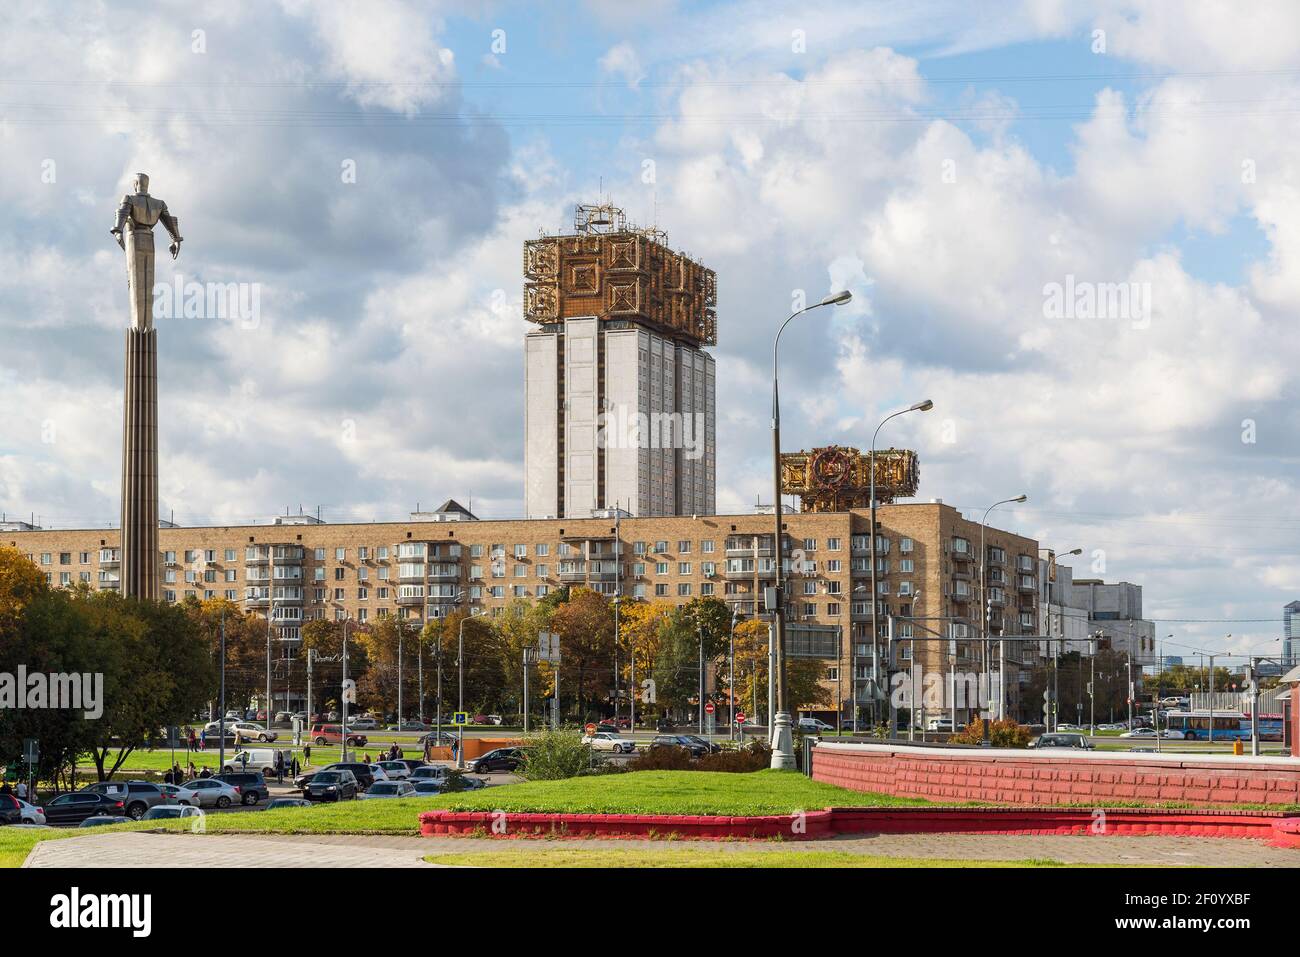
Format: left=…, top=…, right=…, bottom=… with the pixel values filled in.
left=23, top=830, right=1300, bottom=867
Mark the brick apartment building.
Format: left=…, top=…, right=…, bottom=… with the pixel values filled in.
left=4, top=500, right=1038, bottom=723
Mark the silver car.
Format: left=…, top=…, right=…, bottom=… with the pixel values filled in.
left=174, top=779, right=241, bottom=808
left=359, top=780, right=416, bottom=800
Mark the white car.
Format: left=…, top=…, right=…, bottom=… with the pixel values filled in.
left=925, top=718, right=955, bottom=732
left=797, top=718, right=834, bottom=733
left=1120, top=728, right=1184, bottom=739
left=16, top=799, right=45, bottom=825
left=359, top=780, right=416, bottom=800
left=376, top=760, right=412, bottom=780
left=205, top=721, right=277, bottom=742
left=580, top=731, right=637, bottom=753
left=348, top=717, right=381, bottom=731
left=367, top=765, right=391, bottom=783
left=173, top=779, right=242, bottom=808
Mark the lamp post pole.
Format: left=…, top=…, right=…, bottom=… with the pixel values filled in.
left=1039, top=546, right=1081, bottom=732
left=978, top=494, right=1026, bottom=744
left=769, top=290, right=852, bottom=769
left=868, top=399, right=934, bottom=731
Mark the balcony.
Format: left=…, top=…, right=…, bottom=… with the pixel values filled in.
left=726, top=542, right=773, bottom=558
left=396, top=592, right=426, bottom=606
left=99, top=552, right=120, bottom=568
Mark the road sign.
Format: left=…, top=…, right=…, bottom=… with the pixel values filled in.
left=22, top=738, right=38, bottom=764
left=705, top=702, right=715, bottom=715
left=584, top=722, right=597, bottom=735
left=452, top=711, right=469, bottom=726
left=538, top=631, right=561, bottom=663
left=166, top=725, right=181, bottom=748
left=735, top=712, right=746, bottom=724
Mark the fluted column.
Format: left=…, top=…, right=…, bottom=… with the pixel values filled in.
left=121, top=327, right=158, bottom=600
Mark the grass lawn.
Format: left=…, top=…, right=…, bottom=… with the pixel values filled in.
left=0, top=827, right=84, bottom=869
left=421, top=848, right=1095, bottom=868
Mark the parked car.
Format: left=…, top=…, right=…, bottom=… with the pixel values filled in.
left=81, top=780, right=169, bottom=820
left=156, top=784, right=184, bottom=803
left=79, top=815, right=128, bottom=829
left=797, top=717, right=834, bottom=733
left=1029, top=733, right=1096, bottom=750
left=580, top=731, right=637, bottom=753
left=386, top=758, right=428, bottom=775
left=1120, top=728, right=1184, bottom=740
left=418, top=730, right=458, bottom=748
left=222, top=748, right=293, bottom=776
left=213, top=771, right=270, bottom=805
left=649, top=735, right=710, bottom=757
left=173, top=779, right=242, bottom=809
left=0, top=793, right=23, bottom=825
left=472, top=713, right=502, bottom=726
left=347, top=716, right=381, bottom=731
left=466, top=748, right=525, bottom=774
left=16, top=798, right=45, bottom=826
left=376, top=760, right=413, bottom=780
left=408, top=766, right=452, bottom=785
left=680, top=734, right=723, bottom=754
left=322, top=762, right=377, bottom=790
left=142, top=804, right=204, bottom=822
left=926, top=718, right=955, bottom=732
left=305, top=770, right=358, bottom=802
left=389, top=720, right=430, bottom=732
left=410, top=779, right=448, bottom=796
left=360, top=780, right=417, bottom=800
left=266, top=797, right=314, bottom=811
left=293, top=772, right=317, bottom=792
left=41, top=792, right=127, bottom=826
left=311, top=724, right=368, bottom=747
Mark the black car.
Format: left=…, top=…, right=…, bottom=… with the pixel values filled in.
left=655, top=718, right=676, bottom=733
left=266, top=797, right=313, bottom=811
left=293, top=771, right=317, bottom=792
left=214, top=771, right=270, bottom=805
left=0, top=793, right=22, bottom=825
left=322, top=762, right=375, bottom=790
left=42, top=792, right=128, bottom=826
left=466, top=748, right=525, bottom=774
left=680, top=735, right=723, bottom=754
left=649, top=735, right=710, bottom=757
left=304, top=770, right=358, bottom=802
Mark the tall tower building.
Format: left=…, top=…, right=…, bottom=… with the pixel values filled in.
left=523, top=204, right=717, bottom=518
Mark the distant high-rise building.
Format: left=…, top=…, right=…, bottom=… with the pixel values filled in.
left=522, top=203, right=716, bottom=519
left=1284, top=600, right=1300, bottom=669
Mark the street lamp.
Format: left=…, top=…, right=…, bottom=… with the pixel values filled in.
left=868, top=398, right=934, bottom=731
left=770, top=290, right=852, bottom=769
left=1039, top=546, right=1081, bottom=731
left=979, top=494, right=1026, bottom=739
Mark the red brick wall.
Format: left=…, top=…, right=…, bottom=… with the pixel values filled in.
left=813, top=743, right=1300, bottom=807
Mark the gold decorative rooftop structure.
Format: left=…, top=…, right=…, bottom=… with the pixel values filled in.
left=523, top=202, right=717, bottom=346
left=780, top=445, right=920, bottom=512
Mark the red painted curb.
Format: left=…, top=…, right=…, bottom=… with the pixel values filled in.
left=417, top=806, right=1300, bottom=842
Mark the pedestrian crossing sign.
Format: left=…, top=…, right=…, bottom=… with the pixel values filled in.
left=453, top=712, right=469, bottom=726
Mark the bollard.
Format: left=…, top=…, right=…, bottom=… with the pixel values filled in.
left=1233, top=739, right=1244, bottom=756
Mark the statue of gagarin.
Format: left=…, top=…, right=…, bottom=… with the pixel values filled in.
left=110, top=172, right=182, bottom=332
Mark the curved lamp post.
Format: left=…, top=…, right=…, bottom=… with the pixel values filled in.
left=867, top=399, right=933, bottom=731
left=979, top=494, right=1026, bottom=742
left=770, top=290, right=852, bottom=769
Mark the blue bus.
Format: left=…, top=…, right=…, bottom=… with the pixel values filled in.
left=1164, top=711, right=1283, bottom=742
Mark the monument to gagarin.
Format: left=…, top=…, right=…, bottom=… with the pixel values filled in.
left=110, top=173, right=182, bottom=600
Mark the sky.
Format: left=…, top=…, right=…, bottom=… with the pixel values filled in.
left=1, top=0, right=1298, bottom=662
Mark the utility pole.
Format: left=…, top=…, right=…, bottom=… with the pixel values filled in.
left=457, top=615, right=467, bottom=768
left=341, top=615, right=350, bottom=763
left=218, top=604, right=227, bottom=773
left=397, top=620, right=404, bottom=726
left=698, top=617, right=705, bottom=735
left=305, top=647, right=313, bottom=732
left=417, top=626, right=424, bottom=725
left=266, top=546, right=274, bottom=724
left=612, top=508, right=621, bottom=726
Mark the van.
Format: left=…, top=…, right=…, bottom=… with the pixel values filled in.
left=223, top=748, right=294, bottom=775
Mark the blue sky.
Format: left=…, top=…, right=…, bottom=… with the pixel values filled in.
left=2, top=0, right=1299, bottom=661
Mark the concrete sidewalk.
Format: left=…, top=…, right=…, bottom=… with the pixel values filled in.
left=22, top=829, right=1300, bottom=867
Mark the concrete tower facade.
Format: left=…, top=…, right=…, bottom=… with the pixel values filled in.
left=523, top=204, right=716, bottom=519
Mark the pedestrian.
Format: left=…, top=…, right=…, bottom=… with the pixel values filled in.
left=198, top=766, right=212, bottom=779
left=275, top=750, right=285, bottom=784
left=290, top=756, right=300, bottom=778
left=172, top=763, right=182, bottom=785
left=303, top=744, right=312, bottom=767
left=163, top=767, right=173, bottom=786
left=199, top=729, right=206, bottom=751
left=16, top=780, right=27, bottom=801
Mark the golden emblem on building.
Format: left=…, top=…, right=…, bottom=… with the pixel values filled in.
left=780, top=445, right=920, bottom=511
left=523, top=203, right=718, bottom=346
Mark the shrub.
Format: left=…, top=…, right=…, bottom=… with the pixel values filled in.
left=946, top=718, right=1031, bottom=748
left=517, top=727, right=592, bottom=780
left=626, top=745, right=695, bottom=772
left=696, top=741, right=771, bottom=772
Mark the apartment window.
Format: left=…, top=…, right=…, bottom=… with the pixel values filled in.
left=677, top=540, right=691, bottom=554
left=377, top=587, right=388, bottom=600
left=877, top=581, right=889, bottom=595
left=358, top=566, right=369, bottom=581
left=656, top=562, right=669, bottom=575
left=701, top=561, right=715, bottom=577
left=654, top=541, right=668, bottom=553
left=513, top=585, right=527, bottom=598
left=827, top=581, right=841, bottom=595
left=900, top=559, right=914, bottom=573
left=358, top=587, right=368, bottom=600
left=677, top=583, right=692, bottom=596
left=224, top=548, right=236, bottom=562
left=803, top=581, right=816, bottom=595
left=803, top=538, right=817, bottom=551
left=802, top=603, right=816, bottom=617
left=537, top=585, right=549, bottom=598
left=164, top=569, right=176, bottom=583
left=314, top=588, right=326, bottom=601
left=536, top=564, right=549, bottom=578
left=490, top=586, right=505, bottom=598
left=654, top=583, right=669, bottom=596
left=900, top=538, right=914, bottom=553
left=163, top=590, right=176, bottom=602
left=827, top=560, right=841, bottom=573
left=224, top=589, right=237, bottom=601
left=899, top=581, right=913, bottom=596
left=58, top=552, right=71, bottom=565
left=536, top=543, right=549, bottom=557
left=470, top=544, right=483, bottom=558
left=514, top=564, right=527, bottom=578
left=40, top=553, right=51, bottom=565
left=634, top=541, right=647, bottom=555
left=632, top=563, right=645, bottom=577
left=79, top=571, right=90, bottom=583
left=827, top=538, right=841, bottom=551
left=204, top=569, right=216, bottom=583
left=631, top=583, right=646, bottom=598
left=513, top=544, right=527, bottom=558
left=678, top=562, right=691, bottom=575
left=701, top=540, right=715, bottom=553
left=334, top=567, right=345, bottom=581
left=377, top=546, right=389, bottom=560
left=314, top=548, right=326, bottom=561
left=378, top=567, right=389, bottom=580
left=469, top=565, right=483, bottom=581
left=333, top=588, right=345, bottom=601
left=314, top=567, right=325, bottom=581
left=827, top=602, right=841, bottom=616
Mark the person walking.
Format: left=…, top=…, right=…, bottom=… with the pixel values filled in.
left=275, top=750, right=285, bottom=784
left=16, top=780, right=27, bottom=801
left=199, top=728, right=206, bottom=751
left=303, top=744, right=312, bottom=767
